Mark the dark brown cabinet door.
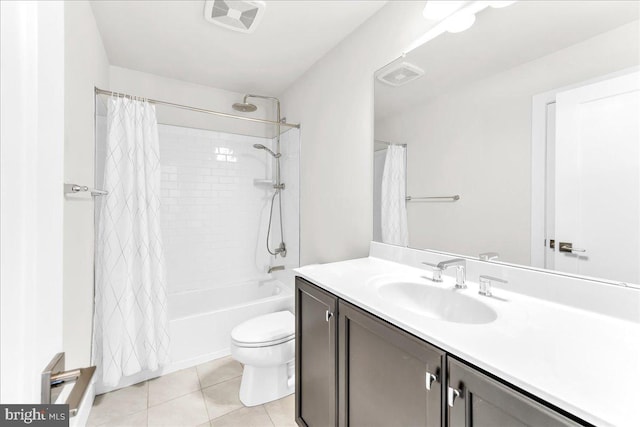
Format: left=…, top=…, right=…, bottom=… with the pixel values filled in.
left=338, top=300, right=445, bottom=427
left=295, top=277, right=338, bottom=427
left=447, top=358, right=582, bottom=427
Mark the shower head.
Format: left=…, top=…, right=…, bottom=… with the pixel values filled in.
left=232, top=102, right=258, bottom=112
left=253, top=144, right=281, bottom=158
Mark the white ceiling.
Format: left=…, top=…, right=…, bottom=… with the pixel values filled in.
left=375, top=1, right=640, bottom=120
left=91, top=0, right=386, bottom=95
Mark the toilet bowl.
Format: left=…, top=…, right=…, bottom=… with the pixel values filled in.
left=230, top=310, right=295, bottom=406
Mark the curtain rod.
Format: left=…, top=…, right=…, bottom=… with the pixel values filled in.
left=95, top=87, right=300, bottom=129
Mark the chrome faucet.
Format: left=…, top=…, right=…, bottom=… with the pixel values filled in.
left=422, top=258, right=467, bottom=289
left=268, top=265, right=285, bottom=274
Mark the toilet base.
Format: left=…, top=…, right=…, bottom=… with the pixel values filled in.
left=239, top=361, right=294, bottom=406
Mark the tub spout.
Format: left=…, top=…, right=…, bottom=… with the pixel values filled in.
left=268, top=265, right=285, bottom=274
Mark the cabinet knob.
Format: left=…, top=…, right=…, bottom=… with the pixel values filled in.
left=325, top=310, right=333, bottom=322
left=448, top=385, right=462, bottom=407
left=425, top=371, right=438, bottom=391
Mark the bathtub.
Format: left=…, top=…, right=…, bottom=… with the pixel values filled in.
left=169, top=278, right=294, bottom=366
left=95, top=277, right=293, bottom=395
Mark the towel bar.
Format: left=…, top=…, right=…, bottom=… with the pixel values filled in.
left=42, top=352, right=96, bottom=417
left=406, top=195, right=460, bottom=202
left=64, top=183, right=108, bottom=196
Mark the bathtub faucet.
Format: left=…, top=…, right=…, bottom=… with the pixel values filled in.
left=268, top=265, right=285, bottom=274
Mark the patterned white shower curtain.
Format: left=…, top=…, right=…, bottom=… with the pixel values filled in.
left=381, top=145, right=409, bottom=246
left=93, top=96, right=170, bottom=387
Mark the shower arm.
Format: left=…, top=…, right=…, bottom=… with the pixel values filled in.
left=243, top=94, right=281, bottom=125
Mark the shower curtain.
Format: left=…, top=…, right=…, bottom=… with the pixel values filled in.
left=381, top=145, right=409, bottom=246
left=93, top=96, right=170, bottom=386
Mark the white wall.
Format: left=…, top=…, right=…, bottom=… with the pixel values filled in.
left=63, top=0, right=110, bottom=369
left=280, top=1, right=435, bottom=265
left=1, top=1, right=65, bottom=403
left=375, top=22, right=639, bottom=265
left=109, top=66, right=280, bottom=138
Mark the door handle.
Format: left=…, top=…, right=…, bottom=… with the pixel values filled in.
left=559, top=242, right=586, bottom=253
left=448, top=385, right=462, bottom=407
left=425, top=371, right=438, bottom=391
left=325, top=310, right=333, bottom=322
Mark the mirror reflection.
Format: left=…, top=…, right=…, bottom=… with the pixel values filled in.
left=374, top=1, right=640, bottom=285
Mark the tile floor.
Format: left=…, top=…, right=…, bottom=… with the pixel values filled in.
left=88, top=357, right=296, bottom=427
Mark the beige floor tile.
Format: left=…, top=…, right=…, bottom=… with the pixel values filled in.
left=195, top=423, right=211, bottom=427
left=210, top=406, right=274, bottom=427
left=148, top=368, right=201, bottom=407
left=97, top=409, right=148, bottom=427
left=264, top=394, right=295, bottom=427
left=196, top=357, right=243, bottom=389
left=201, top=377, right=243, bottom=420
left=88, top=382, right=149, bottom=426
left=147, top=391, right=209, bottom=427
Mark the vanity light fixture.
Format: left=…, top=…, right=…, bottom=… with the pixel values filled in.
left=486, top=1, right=517, bottom=9
left=407, top=1, right=517, bottom=53
left=444, top=11, right=476, bottom=33
left=422, top=1, right=466, bottom=21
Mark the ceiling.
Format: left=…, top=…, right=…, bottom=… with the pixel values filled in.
left=91, top=0, right=386, bottom=95
left=375, top=1, right=640, bottom=120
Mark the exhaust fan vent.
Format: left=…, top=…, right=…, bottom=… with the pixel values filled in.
left=376, top=62, right=425, bottom=87
left=204, top=0, right=266, bottom=34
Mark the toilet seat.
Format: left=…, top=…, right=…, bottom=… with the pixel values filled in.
left=231, top=310, right=294, bottom=348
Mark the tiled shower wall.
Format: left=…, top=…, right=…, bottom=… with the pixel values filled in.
left=96, top=113, right=300, bottom=295
left=158, top=125, right=299, bottom=294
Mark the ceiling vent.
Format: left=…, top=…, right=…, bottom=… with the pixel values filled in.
left=376, top=62, right=425, bottom=87
left=204, top=1, right=266, bottom=34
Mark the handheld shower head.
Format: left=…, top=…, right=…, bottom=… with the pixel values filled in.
left=253, top=144, right=281, bottom=158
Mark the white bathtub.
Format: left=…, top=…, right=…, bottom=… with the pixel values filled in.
left=169, top=279, right=294, bottom=366
left=95, top=278, right=293, bottom=395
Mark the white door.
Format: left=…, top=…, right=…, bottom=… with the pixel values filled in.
left=554, top=71, right=640, bottom=284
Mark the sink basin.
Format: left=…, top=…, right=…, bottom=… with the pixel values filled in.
left=377, top=282, right=497, bottom=324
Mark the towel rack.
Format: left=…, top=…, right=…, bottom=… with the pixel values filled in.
left=406, top=195, right=460, bottom=202
left=64, top=183, right=108, bottom=196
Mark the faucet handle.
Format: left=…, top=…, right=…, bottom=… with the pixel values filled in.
left=478, top=275, right=508, bottom=297
left=421, top=262, right=443, bottom=282
left=479, top=252, right=499, bottom=261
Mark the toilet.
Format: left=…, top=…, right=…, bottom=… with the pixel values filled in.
left=230, top=310, right=295, bottom=406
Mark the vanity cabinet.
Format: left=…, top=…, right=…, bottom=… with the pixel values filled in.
left=338, top=300, right=445, bottom=427
left=447, top=358, right=580, bottom=427
left=295, top=278, right=338, bottom=427
left=295, top=277, right=587, bottom=427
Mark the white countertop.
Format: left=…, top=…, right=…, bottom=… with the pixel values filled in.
left=295, top=256, right=640, bottom=427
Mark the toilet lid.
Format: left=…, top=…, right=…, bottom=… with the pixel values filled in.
left=231, top=311, right=295, bottom=346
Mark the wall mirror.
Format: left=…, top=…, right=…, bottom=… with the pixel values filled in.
left=374, top=1, right=640, bottom=286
